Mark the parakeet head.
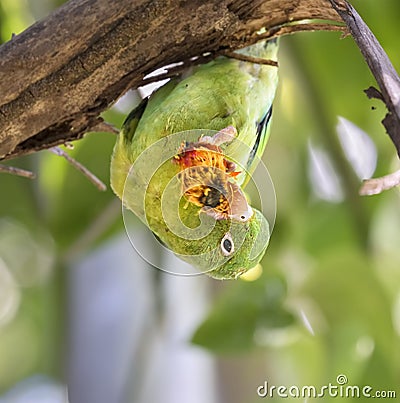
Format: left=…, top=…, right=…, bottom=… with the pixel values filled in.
left=194, top=208, right=270, bottom=280
left=158, top=201, right=270, bottom=280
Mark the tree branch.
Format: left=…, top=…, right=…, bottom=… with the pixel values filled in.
left=359, top=169, right=400, bottom=196
left=329, top=0, right=400, bottom=157
left=50, top=147, right=107, bottom=191
left=328, top=0, right=400, bottom=194
left=0, top=0, right=341, bottom=161
left=0, top=164, right=35, bottom=179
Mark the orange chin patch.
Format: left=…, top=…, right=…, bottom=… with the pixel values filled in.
left=173, top=140, right=240, bottom=219
left=174, top=143, right=236, bottom=174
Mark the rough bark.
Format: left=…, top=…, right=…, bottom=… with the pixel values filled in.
left=329, top=0, right=400, bottom=158
left=0, top=0, right=341, bottom=160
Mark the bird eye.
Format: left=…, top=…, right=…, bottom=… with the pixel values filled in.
left=220, top=232, right=234, bottom=256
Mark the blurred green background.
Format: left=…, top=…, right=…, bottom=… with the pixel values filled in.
left=0, top=0, right=399, bottom=402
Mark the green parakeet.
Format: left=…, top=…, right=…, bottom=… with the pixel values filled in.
left=110, top=39, right=279, bottom=279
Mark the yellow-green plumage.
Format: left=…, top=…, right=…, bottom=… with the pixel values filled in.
left=111, top=39, right=279, bottom=279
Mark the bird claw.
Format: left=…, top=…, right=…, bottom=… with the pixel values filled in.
left=200, top=126, right=238, bottom=146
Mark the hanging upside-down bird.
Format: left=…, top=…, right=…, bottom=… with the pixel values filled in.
left=110, top=39, right=279, bottom=279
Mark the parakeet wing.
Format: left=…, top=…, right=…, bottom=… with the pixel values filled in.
left=110, top=98, right=148, bottom=199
